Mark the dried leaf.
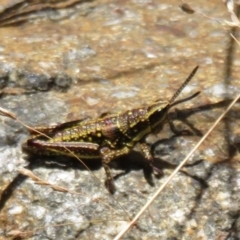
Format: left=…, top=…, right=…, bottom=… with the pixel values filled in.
left=180, top=3, right=195, bottom=14
left=0, top=0, right=85, bottom=26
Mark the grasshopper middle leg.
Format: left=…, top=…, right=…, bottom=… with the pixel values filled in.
left=100, top=146, right=131, bottom=194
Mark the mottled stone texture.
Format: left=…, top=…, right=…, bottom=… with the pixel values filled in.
left=0, top=0, right=240, bottom=239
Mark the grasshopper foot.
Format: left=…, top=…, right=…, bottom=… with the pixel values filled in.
left=105, top=178, right=116, bottom=194
left=151, top=164, right=163, bottom=178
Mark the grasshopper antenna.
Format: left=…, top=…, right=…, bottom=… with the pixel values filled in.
left=167, top=66, right=199, bottom=135
left=168, top=66, right=199, bottom=105
left=170, top=91, right=200, bottom=108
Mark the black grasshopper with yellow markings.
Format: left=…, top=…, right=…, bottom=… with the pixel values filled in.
left=23, top=66, right=199, bottom=193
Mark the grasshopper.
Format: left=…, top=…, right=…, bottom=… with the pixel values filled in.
left=22, top=66, right=199, bottom=193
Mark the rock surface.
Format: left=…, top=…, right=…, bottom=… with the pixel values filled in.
left=0, top=0, right=240, bottom=239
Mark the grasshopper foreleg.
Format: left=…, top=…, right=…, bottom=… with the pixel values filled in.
left=167, top=112, right=193, bottom=136
left=167, top=91, right=201, bottom=135
left=100, top=146, right=131, bottom=194
left=139, top=142, right=162, bottom=176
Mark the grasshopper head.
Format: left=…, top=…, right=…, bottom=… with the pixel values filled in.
left=148, top=100, right=170, bottom=133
